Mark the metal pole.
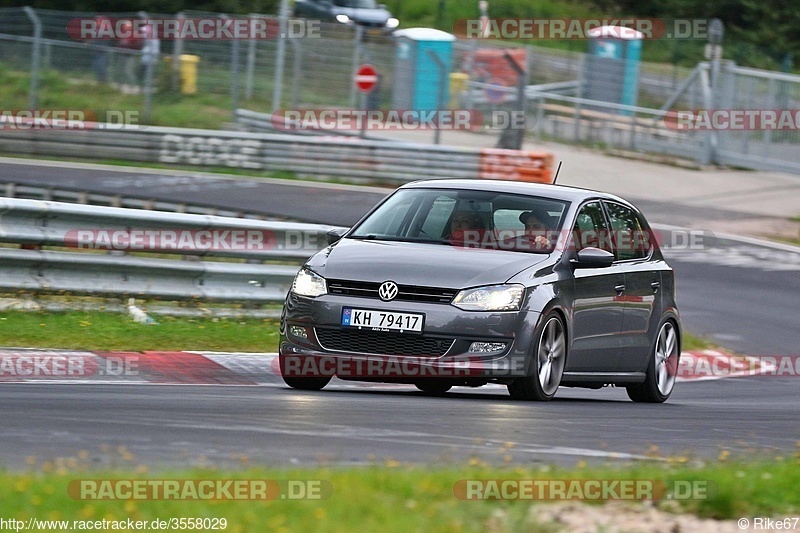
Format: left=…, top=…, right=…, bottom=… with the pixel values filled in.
left=573, top=53, right=584, bottom=143
left=349, top=25, right=365, bottom=108
left=272, top=0, right=290, bottom=111
left=23, top=7, right=42, bottom=110
left=706, top=18, right=724, bottom=165
left=501, top=50, right=527, bottom=150
left=245, top=13, right=258, bottom=100
left=171, top=12, right=185, bottom=92
left=139, top=12, right=154, bottom=123
left=360, top=93, right=367, bottom=139
left=427, top=50, right=446, bottom=145
left=226, top=14, right=241, bottom=117
left=143, top=62, right=155, bottom=123
left=290, top=37, right=303, bottom=109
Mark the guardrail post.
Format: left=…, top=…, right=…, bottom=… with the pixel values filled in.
left=23, top=7, right=42, bottom=110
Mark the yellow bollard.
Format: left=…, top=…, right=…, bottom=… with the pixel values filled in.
left=449, top=72, right=470, bottom=109
left=179, top=54, right=200, bottom=95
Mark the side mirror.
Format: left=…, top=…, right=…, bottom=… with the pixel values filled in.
left=571, top=247, right=615, bottom=268
left=326, top=228, right=348, bottom=245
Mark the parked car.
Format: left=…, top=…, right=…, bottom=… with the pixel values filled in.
left=280, top=180, right=681, bottom=402
left=293, top=0, right=399, bottom=29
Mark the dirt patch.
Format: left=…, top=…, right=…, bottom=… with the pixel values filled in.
left=525, top=501, right=755, bottom=532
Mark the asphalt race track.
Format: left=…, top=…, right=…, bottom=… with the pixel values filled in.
left=1, top=160, right=799, bottom=468
left=1, top=377, right=798, bottom=468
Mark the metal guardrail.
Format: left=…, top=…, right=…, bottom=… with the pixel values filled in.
left=0, top=198, right=343, bottom=302
left=0, top=123, right=553, bottom=182
left=1, top=182, right=272, bottom=219
left=0, top=123, right=480, bottom=182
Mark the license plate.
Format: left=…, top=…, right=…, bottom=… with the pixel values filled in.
left=342, top=308, right=424, bottom=333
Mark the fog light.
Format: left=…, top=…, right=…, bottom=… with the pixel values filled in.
left=469, top=342, right=507, bottom=353
left=289, top=325, right=308, bottom=340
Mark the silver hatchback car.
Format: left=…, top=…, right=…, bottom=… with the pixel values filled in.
left=280, top=180, right=681, bottom=402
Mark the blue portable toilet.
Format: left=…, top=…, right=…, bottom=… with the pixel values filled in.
left=583, top=25, right=643, bottom=113
left=392, top=28, right=456, bottom=111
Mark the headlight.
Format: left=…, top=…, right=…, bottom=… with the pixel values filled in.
left=386, top=17, right=399, bottom=29
left=452, top=284, right=524, bottom=311
left=292, top=268, right=327, bottom=298
left=336, top=14, right=351, bottom=23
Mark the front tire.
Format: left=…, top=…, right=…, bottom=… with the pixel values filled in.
left=508, top=313, right=566, bottom=401
left=279, top=355, right=331, bottom=391
left=282, top=376, right=331, bottom=391
left=414, top=381, right=452, bottom=395
left=626, top=320, right=680, bottom=403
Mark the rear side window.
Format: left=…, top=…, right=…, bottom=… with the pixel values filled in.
left=604, top=202, right=650, bottom=261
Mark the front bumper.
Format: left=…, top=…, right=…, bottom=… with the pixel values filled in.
left=280, top=291, right=541, bottom=383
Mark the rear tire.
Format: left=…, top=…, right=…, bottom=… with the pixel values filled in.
left=508, top=313, right=566, bottom=401
left=626, top=320, right=680, bottom=403
left=414, top=382, right=452, bottom=395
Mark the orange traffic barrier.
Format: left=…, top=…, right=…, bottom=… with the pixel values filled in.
left=478, top=148, right=554, bottom=183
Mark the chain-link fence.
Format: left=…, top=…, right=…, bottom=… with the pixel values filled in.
left=1, top=7, right=799, bottom=174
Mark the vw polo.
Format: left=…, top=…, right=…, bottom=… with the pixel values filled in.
left=279, top=180, right=681, bottom=402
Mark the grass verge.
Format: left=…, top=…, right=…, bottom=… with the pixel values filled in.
left=1, top=460, right=799, bottom=531
left=0, top=311, right=717, bottom=353
left=0, top=311, right=279, bottom=352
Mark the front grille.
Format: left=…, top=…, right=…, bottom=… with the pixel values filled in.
left=315, top=328, right=455, bottom=357
left=327, top=280, right=457, bottom=304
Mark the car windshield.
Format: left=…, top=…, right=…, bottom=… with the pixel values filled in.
left=349, top=188, right=569, bottom=253
left=334, top=0, right=378, bottom=8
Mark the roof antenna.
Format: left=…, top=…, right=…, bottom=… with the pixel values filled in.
left=552, top=161, right=563, bottom=184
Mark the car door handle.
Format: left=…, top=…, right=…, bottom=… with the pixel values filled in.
left=614, top=284, right=626, bottom=294
left=651, top=281, right=660, bottom=292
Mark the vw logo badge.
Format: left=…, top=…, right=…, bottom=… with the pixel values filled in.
left=378, top=281, right=399, bottom=302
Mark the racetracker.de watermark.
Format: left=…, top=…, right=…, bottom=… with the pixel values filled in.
left=0, top=110, right=141, bottom=130
left=278, top=355, right=493, bottom=379
left=665, top=109, right=800, bottom=130
left=453, top=18, right=712, bottom=40
left=68, top=17, right=319, bottom=40
left=270, top=109, right=527, bottom=131
left=63, top=229, right=330, bottom=252
left=453, top=479, right=709, bottom=500
left=448, top=228, right=710, bottom=253
left=0, top=353, right=138, bottom=379
left=68, top=479, right=332, bottom=500
left=678, top=354, right=800, bottom=379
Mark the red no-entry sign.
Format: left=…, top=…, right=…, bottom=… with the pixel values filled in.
left=355, top=64, right=379, bottom=93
